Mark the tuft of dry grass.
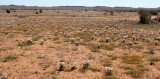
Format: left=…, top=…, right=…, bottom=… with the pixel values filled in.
left=2, top=55, right=18, bottom=62
left=121, top=55, right=141, bottom=64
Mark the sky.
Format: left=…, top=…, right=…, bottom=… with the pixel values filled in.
left=1, top=0, right=160, bottom=8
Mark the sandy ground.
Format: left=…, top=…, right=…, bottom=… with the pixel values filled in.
left=0, top=10, right=160, bottom=79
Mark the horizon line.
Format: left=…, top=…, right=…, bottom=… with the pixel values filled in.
left=0, top=4, right=160, bottom=8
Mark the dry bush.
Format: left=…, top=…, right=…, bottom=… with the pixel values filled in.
left=158, top=17, right=160, bottom=22
left=2, top=54, right=18, bottom=62
left=138, top=10, right=151, bottom=24
left=39, top=9, right=43, bottom=13
left=6, top=9, right=10, bottom=13
left=149, top=11, right=158, bottom=15
left=124, top=68, right=149, bottom=78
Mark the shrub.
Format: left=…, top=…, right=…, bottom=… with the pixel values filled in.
left=26, top=38, right=33, bottom=45
left=18, top=38, right=33, bottom=46
left=82, top=59, right=90, bottom=69
left=1, top=74, right=7, bottom=79
left=158, top=17, right=160, bottom=22
left=149, top=11, right=158, bottom=15
left=40, top=40, right=44, bottom=45
left=6, top=9, right=10, bottom=13
left=39, top=9, right=43, bottom=13
left=84, top=9, right=88, bottom=12
left=138, top=10, right=151, bottom=24
left=110, top=11, right=114, bottom=15
left=5, top=31, right=9, bottom=35
left=36, top=11, right=39, bottom=14
left=105, top=67, right=113, bottom=76
left=71, top=62, right=77, bottom=70
left=58, top=62, right=65, bottom=71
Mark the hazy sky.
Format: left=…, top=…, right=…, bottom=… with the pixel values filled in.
left=1, top=0, right=160, bottom=8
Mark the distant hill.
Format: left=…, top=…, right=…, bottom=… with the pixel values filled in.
left=0, top=4, right=26, bottom=7
left=0, top=5, right=159, bottom=11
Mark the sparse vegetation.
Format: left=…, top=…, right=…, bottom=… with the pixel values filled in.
left=124, top=69, right=142, bottom=78
left=33, top=71, right=40, bottom=74
left=18, top=38, right=34, bottom=46
left=37, top=56, right=45, bottom=59
left=0, top=8, right=159, bottom=79
left=3, top=56, right=17, bottom=62
left=103, top=60, right=112, bottom=67
left=82, top=59, right=90, bottom=70
left=89, top=67, right=100, bottom=72
left=144, top=48, right=154, bottom=54
left=0, top=49, right=6, bottom=52
left=122, top=55, right=141, bottom=64
left=149, top=57, right=160, bottom=62
left=119, top=66, right=133, bottom=70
